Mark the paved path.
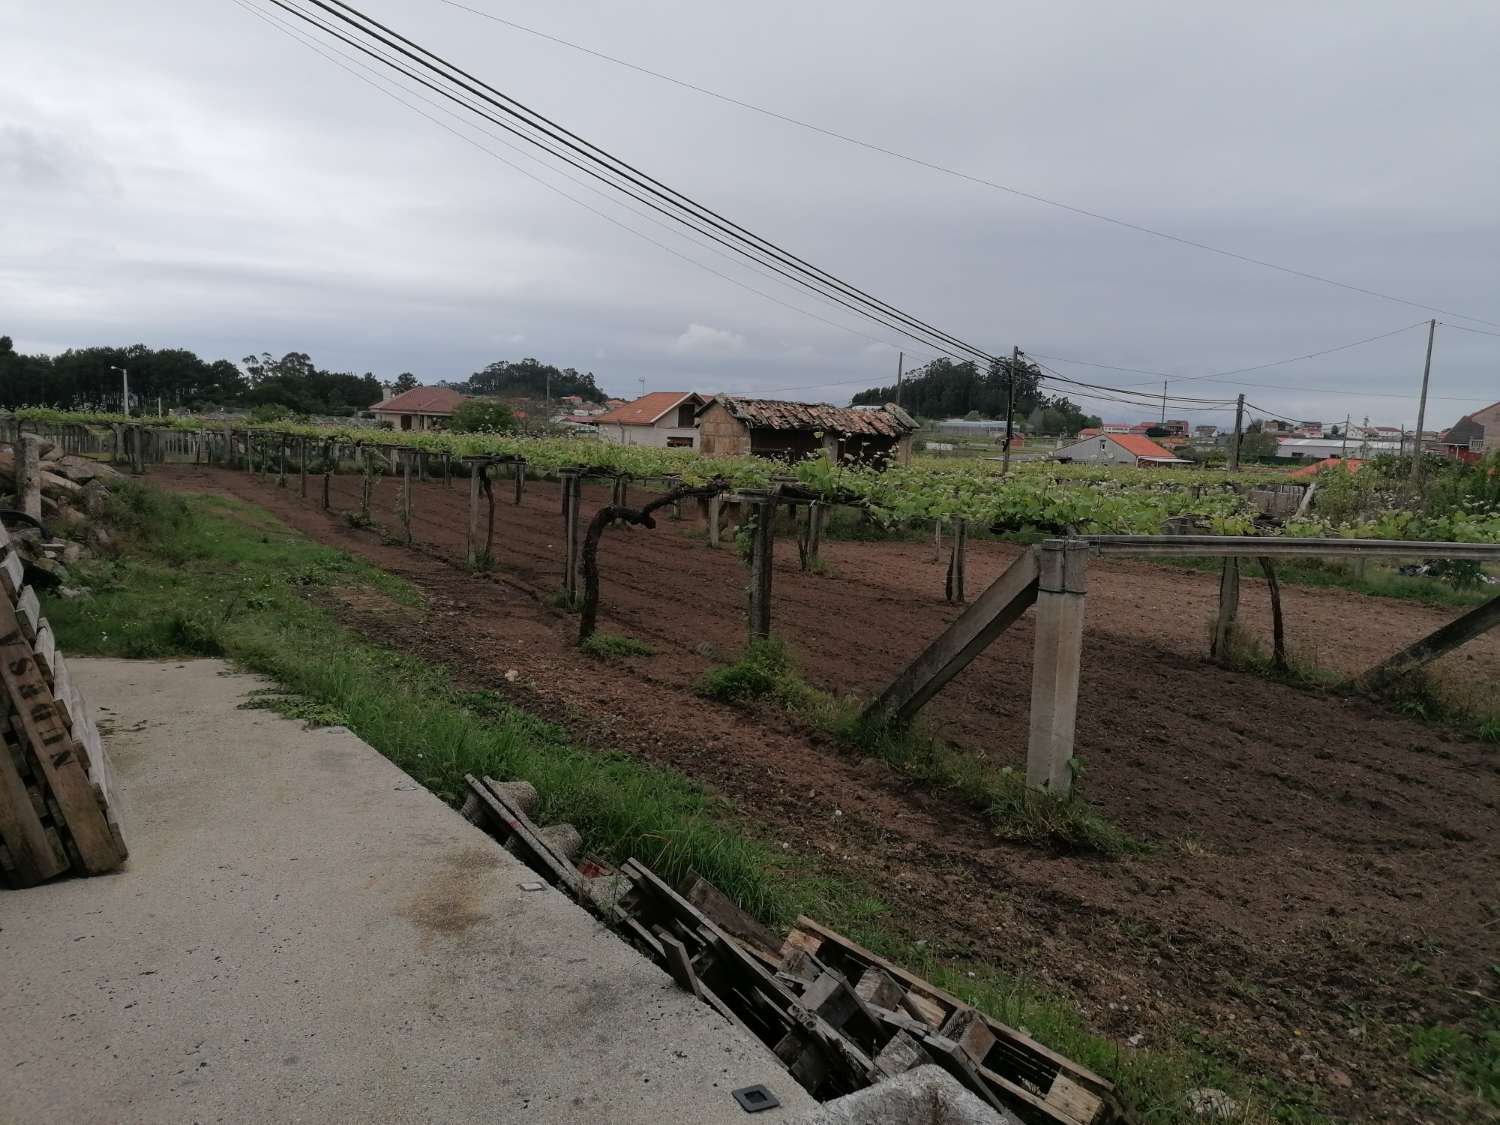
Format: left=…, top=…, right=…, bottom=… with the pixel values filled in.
left=1, top=658, right=812, bottom=1124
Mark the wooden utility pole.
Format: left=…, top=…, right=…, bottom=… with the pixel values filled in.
left=1412, top=318, right=1436, bottom=482
left=895, top=351, right=904, bottom=407
left=1341, top=414, right=1351, bottom=459
left=1001, top=347, right=1020, bottom=475
left=1160, top=380, right=1168, bottom=425
left=1228, top=394, right=1245, bottom=471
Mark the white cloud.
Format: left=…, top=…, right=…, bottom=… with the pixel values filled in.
left=670, top=323, right=748, bottom=357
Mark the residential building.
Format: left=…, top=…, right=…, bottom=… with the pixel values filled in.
left=696, top=397, right=915, bottom=465
left=593, top=391, right=706, bottom=448
left=369, top=386, right=469, bottom=431
left=1439, top=400, right=1499, bottom=463
left=1050, top=432, right=1188, bottom=467
left=1274, top=437, right=1402, bottom=461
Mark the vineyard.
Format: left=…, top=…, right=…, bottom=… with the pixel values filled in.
left=15, top=408, right=1500, bottom=543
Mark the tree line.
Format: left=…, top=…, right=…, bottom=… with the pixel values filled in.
left=0, top=335, right=608, bottom=417
left=851, top=357, right=1100, bottom=434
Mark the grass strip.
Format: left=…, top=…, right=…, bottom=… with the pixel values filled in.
left=43, top=481, right=1324, bottom=1123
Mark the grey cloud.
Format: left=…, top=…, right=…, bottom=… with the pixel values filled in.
left=1, top=0, right=1496, bottom=426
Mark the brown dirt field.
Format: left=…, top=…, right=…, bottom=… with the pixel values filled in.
left=161, top=465, right=1500, bottom=1123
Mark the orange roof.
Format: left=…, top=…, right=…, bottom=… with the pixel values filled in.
left=1290, top=456, right=1365, bottom=479
left=593, top=391, right=700, bottom=426
left=1108, top=433, right=1180, bottom=460
left=370, top=386, right=468, bottom=415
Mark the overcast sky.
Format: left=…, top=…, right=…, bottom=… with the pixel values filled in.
left=3, top=0, right=1497, bottom=426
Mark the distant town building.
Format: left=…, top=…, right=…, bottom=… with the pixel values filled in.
left=1050, top=433, right=1188, bottom=467
left=369, top=386, right=469, bottom=431
left=696, top=397, right=915, bottom=465
left=1274, top=437, right=1402, bottom=461
left=593, top=391, right=706, bottom=448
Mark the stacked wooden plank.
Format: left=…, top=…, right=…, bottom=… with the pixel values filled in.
left=0, top=521, right=126, bottom=888
left=458, top=772, right=1129, bottom=1123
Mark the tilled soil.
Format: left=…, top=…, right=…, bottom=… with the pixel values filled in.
left=161, top=465, right=1500, bottom=1122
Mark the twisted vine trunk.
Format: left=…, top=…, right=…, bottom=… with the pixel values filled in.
left=579, top=484, right=724, bottom=642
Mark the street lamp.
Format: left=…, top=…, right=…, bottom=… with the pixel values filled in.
left=109, top=365, right=129, bottom=416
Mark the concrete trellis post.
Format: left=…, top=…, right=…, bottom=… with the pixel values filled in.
left=513, top=460, right=526, bottom=504
left=322, top=442, right=334, bottom=511
left=1026, top=540, right=1090, bottom=796
left=299, top=437, right=308, bottom=499
left=707, top=493, right=723, bottom=548
left=15, top=434, right=42, bottom=520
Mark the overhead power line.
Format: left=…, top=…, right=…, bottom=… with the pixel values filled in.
left=231, top=0, right=952, bottom=372
left=437, top=0, right=1500, bottom=330
left=266, top=0, right=996, bottom=368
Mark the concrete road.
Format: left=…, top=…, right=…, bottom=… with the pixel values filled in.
left=1, top=659, right=813, bottom=1125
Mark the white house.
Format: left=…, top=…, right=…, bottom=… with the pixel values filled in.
left=593, top=391, right=706, bottom=448
left=1051, top=432, right=1188, bottom=467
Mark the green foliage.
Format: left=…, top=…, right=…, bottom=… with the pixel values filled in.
left=580, top=631, right=655, bottom=658
left=464, top=357, right=606, bottom=403
left=1406, top=1009, right=1499, bottom=1105
left=850, top=355, right=1095, bottom=434
left=449, top=397, right=519, bottom=433
left=1238, top=429, right=1280, bottom=461
left=700, top=638, right=804, bottom=704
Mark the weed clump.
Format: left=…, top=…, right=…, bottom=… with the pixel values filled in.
left=580, top=631, right=655, bottom=659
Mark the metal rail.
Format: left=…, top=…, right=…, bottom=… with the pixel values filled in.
left=1085, top=535, right=1500, bottom=561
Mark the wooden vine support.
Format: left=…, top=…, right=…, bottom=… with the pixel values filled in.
left=577, top=482, right=724, bottom=642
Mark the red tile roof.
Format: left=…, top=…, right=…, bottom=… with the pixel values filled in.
left=370, top=386, right=468, bottom=415
left=1108, top=433, right=1181, bottom=460
left=706, top=397, right=916, bottom=436
left=1289, top=456, right=1364, bottom=479
left=593, top=391, right=701, bottom=426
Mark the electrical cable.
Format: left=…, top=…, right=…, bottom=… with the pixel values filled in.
left=233, top=0, right=950, bottom=370
left=435, top=0, right=1500, bottom=330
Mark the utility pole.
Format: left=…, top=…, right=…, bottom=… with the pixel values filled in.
left=1412, top=318, right=1436, bottom=482
left=1160, top=380, right=1168, bottom=425
left=1228, top=393, right=1245, bottom=471
left=1341, top=413, right=1351, bottom=459
left=110, top=365, right=129, bottom=416
left=895, top=351, right=904, bottom=407
left=1001, top=346, right=1020, bottom=475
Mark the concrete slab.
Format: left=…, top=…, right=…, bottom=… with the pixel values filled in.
left=1, top=659, right=813, bottom=1125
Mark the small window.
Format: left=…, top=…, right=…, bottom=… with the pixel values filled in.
left=1099, top=439, right=1107, bottom=451
left=667, top=436, right=693, bottom=448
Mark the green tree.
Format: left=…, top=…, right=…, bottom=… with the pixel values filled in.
left=1238, top=430, right=1280, bottom=461
left=449, top=398, right=517, bottom=433
left=466, top=358, right=605, bottom=402
left=392, top=372, right=419, bottom=394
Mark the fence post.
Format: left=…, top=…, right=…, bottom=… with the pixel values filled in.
left=945, top=518, right=968, bottom=602
left=277, top=437, right=288, bottom=488
left=322, top=442, right=333, bottom=511
left=466, top=460, right=485, bottom=567
left=514, top=460, right=525, bottom=504
left=745, top=492, right=776, bottom=639
left=442, top=452, right=451, bottom=489
left=299, top=437, right=308, bottom=498
left=402, top=450, right=414, bottom=546
left=15, top=434, right=42, bottom=520
left=707, top=492, right=723, bottom=548
left=1026, top=539, right=1089, bottom=796
left=560, top=469, right=582, bottom=601
left=222, top=422, right=233, bottom=468
left=360, top=448, right=374, bottom=523
left=668, top=474, right=683, bottom=520
left=1211, top=558, right=1241, bottom=663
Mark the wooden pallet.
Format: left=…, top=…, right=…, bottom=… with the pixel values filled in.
left=0, top=536, right=126, bottom=888
left=782, top=917, right=1130, bottom=1125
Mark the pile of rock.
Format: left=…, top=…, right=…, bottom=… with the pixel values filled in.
left=1, top=435, right=122, bottom=590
